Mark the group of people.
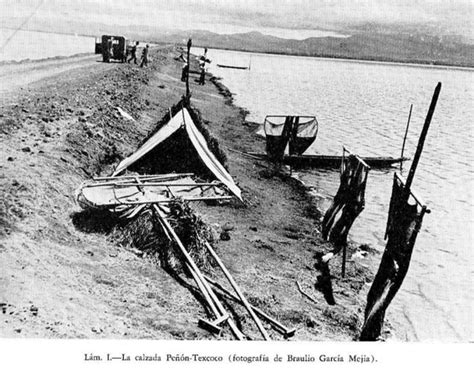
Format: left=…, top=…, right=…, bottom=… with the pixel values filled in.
left=127, top=41, right=149, bottom=68
left=180, top=47, right=211, bottom=85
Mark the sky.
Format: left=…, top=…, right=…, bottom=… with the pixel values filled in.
left=0, top=0, right=472, bottom=39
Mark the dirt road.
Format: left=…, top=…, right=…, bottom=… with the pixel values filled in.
left=0, top=54, right=114, bottom=100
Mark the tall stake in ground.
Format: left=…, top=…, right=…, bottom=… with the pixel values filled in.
left=404, top=83, right=441, bottom=193
left=400, top=104, right=413, bottom=171
left=359, top=83, right=440, bottom=341
left=186, top=38, right=192, bottom=100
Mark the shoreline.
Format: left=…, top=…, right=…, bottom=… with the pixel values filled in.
left=0, top=46, right=381, bottom=341
left=1, top=25, right=472, bottom=70
left=205, top=46, right=474, bottom=72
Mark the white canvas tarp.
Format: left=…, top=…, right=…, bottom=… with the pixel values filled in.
left=112, top=108, right=242, bottom=200
left=112, top=111, right=183, bottom=176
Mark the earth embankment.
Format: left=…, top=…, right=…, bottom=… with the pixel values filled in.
left=0, top=47, right=373, bottom=340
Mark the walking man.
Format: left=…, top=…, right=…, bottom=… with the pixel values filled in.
left=128, top=41, right=139, bottom=64
left=181, top=60, right=188, bottom=82
left=140, top=44, right=149, bottom=68
left=198, top=48, right=209, bottom=85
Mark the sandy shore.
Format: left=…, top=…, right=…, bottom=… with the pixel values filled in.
left=0, top=47, right=378, bottom=340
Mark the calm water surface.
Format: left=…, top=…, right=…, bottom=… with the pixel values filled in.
left=207, top=48, right=474, bottom=341
left=0, top=29, right=94, bottom=62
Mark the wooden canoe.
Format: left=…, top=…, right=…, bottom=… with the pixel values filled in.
left=216, top=64, right=249, bottom=70
left=76, top=174, right=232, bottom=210
left=247, top=152, right=409, bottom=168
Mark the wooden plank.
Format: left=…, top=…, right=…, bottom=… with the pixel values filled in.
left=93, top=173, right=194, bottom=181
left=83, top=182, right=223, bottom=188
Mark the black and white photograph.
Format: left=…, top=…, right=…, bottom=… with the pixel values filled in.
left=0, top=1, right=472, bottom=370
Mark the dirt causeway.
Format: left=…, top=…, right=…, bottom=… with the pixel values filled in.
left=0, top=47, right=378, bottom=340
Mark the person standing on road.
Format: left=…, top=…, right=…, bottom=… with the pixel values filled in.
left=198, top=48, right=209, bottom=85
left=181, top=58, right=188, bottom=82
left=128, top=41, right=139, bottom=64
left=140, top=44, right=149, bottom=68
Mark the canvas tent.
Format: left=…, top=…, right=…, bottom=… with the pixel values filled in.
left=112, top=107, right=242, bottom=200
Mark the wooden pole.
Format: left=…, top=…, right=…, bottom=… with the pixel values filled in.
left=187, top=263, right=245, bottom=340
left=186, top=38, right=192, bottom=100
left=203, top=274, right=295, bottom=337
left=204, top=241, right=270, bottom=340
left=400, top=104, right=413, bottom=171
left=340, top=146, right=347, bottom=278
left=84, top=182, right=223, bottom=188
left=86, top=196, right=233, bottom=207
left=186, top=262, right=219, bottom=317
left=193, top=264, right=245, bottom=340
left=94, top=173, right=194, bottom=181
left=152, top=205, right=244, bottom=340
left=404, top=83, right=441, bottom=193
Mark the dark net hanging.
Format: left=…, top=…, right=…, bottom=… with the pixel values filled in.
left=360, top=173, right=428, bottom=341
left=322, top=151, right=370, bottom=247
left=264, top=115, right=318, bottom=161
left=289, top=116, right=318, bottom=156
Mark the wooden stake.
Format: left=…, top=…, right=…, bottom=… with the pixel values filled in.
left=186, top=38, right=192, bottom=100
left=404, top=83, right=441, bottom=193
left=400, top=104, right=413, bottom=171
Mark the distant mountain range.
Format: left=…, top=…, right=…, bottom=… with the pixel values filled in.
left=152, top=28, right=474, bottom=68
left=2, top=16, right=473, bottom=67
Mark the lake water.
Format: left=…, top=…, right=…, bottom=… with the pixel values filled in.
left=0, top=25, right=343, bottom=63
left=207, top=48, right=474, bottom=342
left=0, top=28, right=95, bottom=62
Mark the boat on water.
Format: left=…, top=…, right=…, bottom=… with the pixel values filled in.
left=216, top=64, right=249, bottom=70
left=249, top=115, right=408, bottom=168
left=247, top=152, right=408, bottom=168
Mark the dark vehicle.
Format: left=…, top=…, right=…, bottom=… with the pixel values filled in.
left=94, top=37, right=102, bottom=54
left=100, top=35, right=129, bottom=63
